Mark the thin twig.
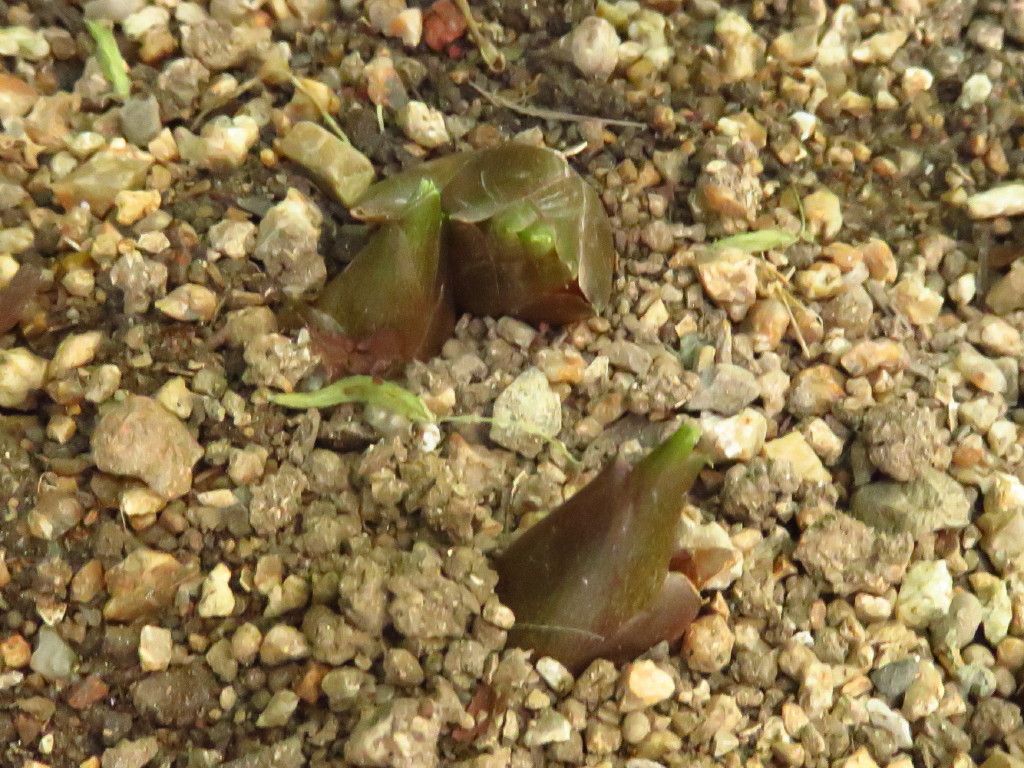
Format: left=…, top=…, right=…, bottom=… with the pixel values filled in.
left=468, top=82, right=646, bottom=128
left=289, top=75, right=351, bottom=144
left=452, top=0, right=506, bottom=73
left=775, top=284, right=811, bottom=358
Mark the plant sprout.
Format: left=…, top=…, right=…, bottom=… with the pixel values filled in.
left=493, top=424, right=728, bottom=672
left=304, top=178, right=454, bottom=378
left=309, top=143, right=615, bottom=377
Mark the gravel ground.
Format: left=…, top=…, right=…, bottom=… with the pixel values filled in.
left=2, top=1, right=1024, bottom=767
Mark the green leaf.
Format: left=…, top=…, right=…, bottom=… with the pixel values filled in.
left=269, top=375, right=436, bottom=423
left=442, top=144, right=615, bottom=323
left=84, top=20, right=131, bottom=99
left=711, top=228, right=798, bottom=253
left=308, top=178, right=454, bottom=378
left=494, top=423, right=714, bottom=672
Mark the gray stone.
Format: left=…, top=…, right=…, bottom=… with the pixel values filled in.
left=604, top=340, right=653, bottom=376
left=850, top=469, right=970, bottom=536
left=931, top=590, right=983, bottom=651
left=686, top=364, right=761, bottom=416
left=490, top=367, right=562, bottom=458
left=222, top=737, right=305, bottom=768
left=793, top=512, right=912, bottom=596
left=344, top=698, right=441, bottom=767
left=102, top=736, right=159, bottom=768
left=870, top=658, right=919, bottom=699
left=29, top=626, right=77, bottom=680
left=257, top=690, right=300, bottom=728
left=120, top=96, right=162, bottom=146
left=131, top=664, right=217, bottom=726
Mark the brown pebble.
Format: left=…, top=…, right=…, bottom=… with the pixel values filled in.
left=71, top=559, right=104, bottom=603
left=682, top=613, right=735, bottom=673
left=66, top=674, right=110, bottom=710
left=0, top=633, right=31, bottom=668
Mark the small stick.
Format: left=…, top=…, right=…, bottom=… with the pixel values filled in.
left=289, top=75, right=351, bottom=144
left=453, top=0, right=506, bottom=73
left=468, top=82, right=646, bottom=129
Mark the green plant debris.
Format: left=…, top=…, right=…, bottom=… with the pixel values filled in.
left=269, top=375, right=436, bottom=423
left=84, top=21, right=131, bottom=99
left=270, top=377, right=579, bottom=464
left=711, top=228, right=799, bottom=253
left=289, top=75, right=350, bottom=144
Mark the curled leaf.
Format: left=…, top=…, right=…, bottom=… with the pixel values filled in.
left=270, top=375, right=435, bottom=423
left=494, top=424, right=711, bottom=672
left=305, top=143, right=615, bottom=379
left=307, top=179, right=454, bottom=378
left=84, top=20, right=130, bottom=99
left=441, top=144, right=614, bottom=323
left=350, top=152, right=475, bottom=222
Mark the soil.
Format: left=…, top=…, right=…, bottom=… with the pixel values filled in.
left=2, top=1, right=1024, bottom=768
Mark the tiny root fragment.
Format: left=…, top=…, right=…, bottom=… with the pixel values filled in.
left=289, top=74, right=350, bottom=144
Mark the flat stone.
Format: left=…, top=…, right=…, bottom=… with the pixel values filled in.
left=131, top=664, right=217, bottom=726
left=490, top=367, right=562, bottom=458
left=29, top=627, right=77, bottom=680
left=870, top=658, right=919, bottom=699
left=104, top=548, right=193, bottom=622
left=763, top=431, right=831, bottom=484
left=897, top=560, right=952, bottom=629
left=622, top=660, right=676, bottom=710
left=222, top=737, right=304, bottom=768
left=256, top=690, right=299, bottom=728
left=523, top=708, right=573, bottom=746
left=850, top=469, right=971, bottom=535
left=197, top=563, right=236, bottom=618
left=260, top=624, right=310, bottom=666
left=91, top=395, right=203, bottom=499
left=686, top=364, right=760, bottom=415
left=138, top=625, right=172, bottom=672
left=278, top=121, right=375, bottom=207
left=794, top=512, right=912, bottom=596
left=967, top=182, right=1024, bottom=219
left=102, top=736, right=159, bottom=768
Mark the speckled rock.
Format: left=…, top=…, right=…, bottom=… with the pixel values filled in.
left=91, top=395, right=203, bottom=500
left=131, top=664, right=217, bottom=726
left=344, top=697, right=441, bottom=767
left=686, top=364, right=760, bottom=415
left=101, top=736, right=159, bottom=768
left=490, top=367, right=563, bottom=458
left=850, top=469, right=970, bottom=535
left=794, top=512, right=912, bottom=595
